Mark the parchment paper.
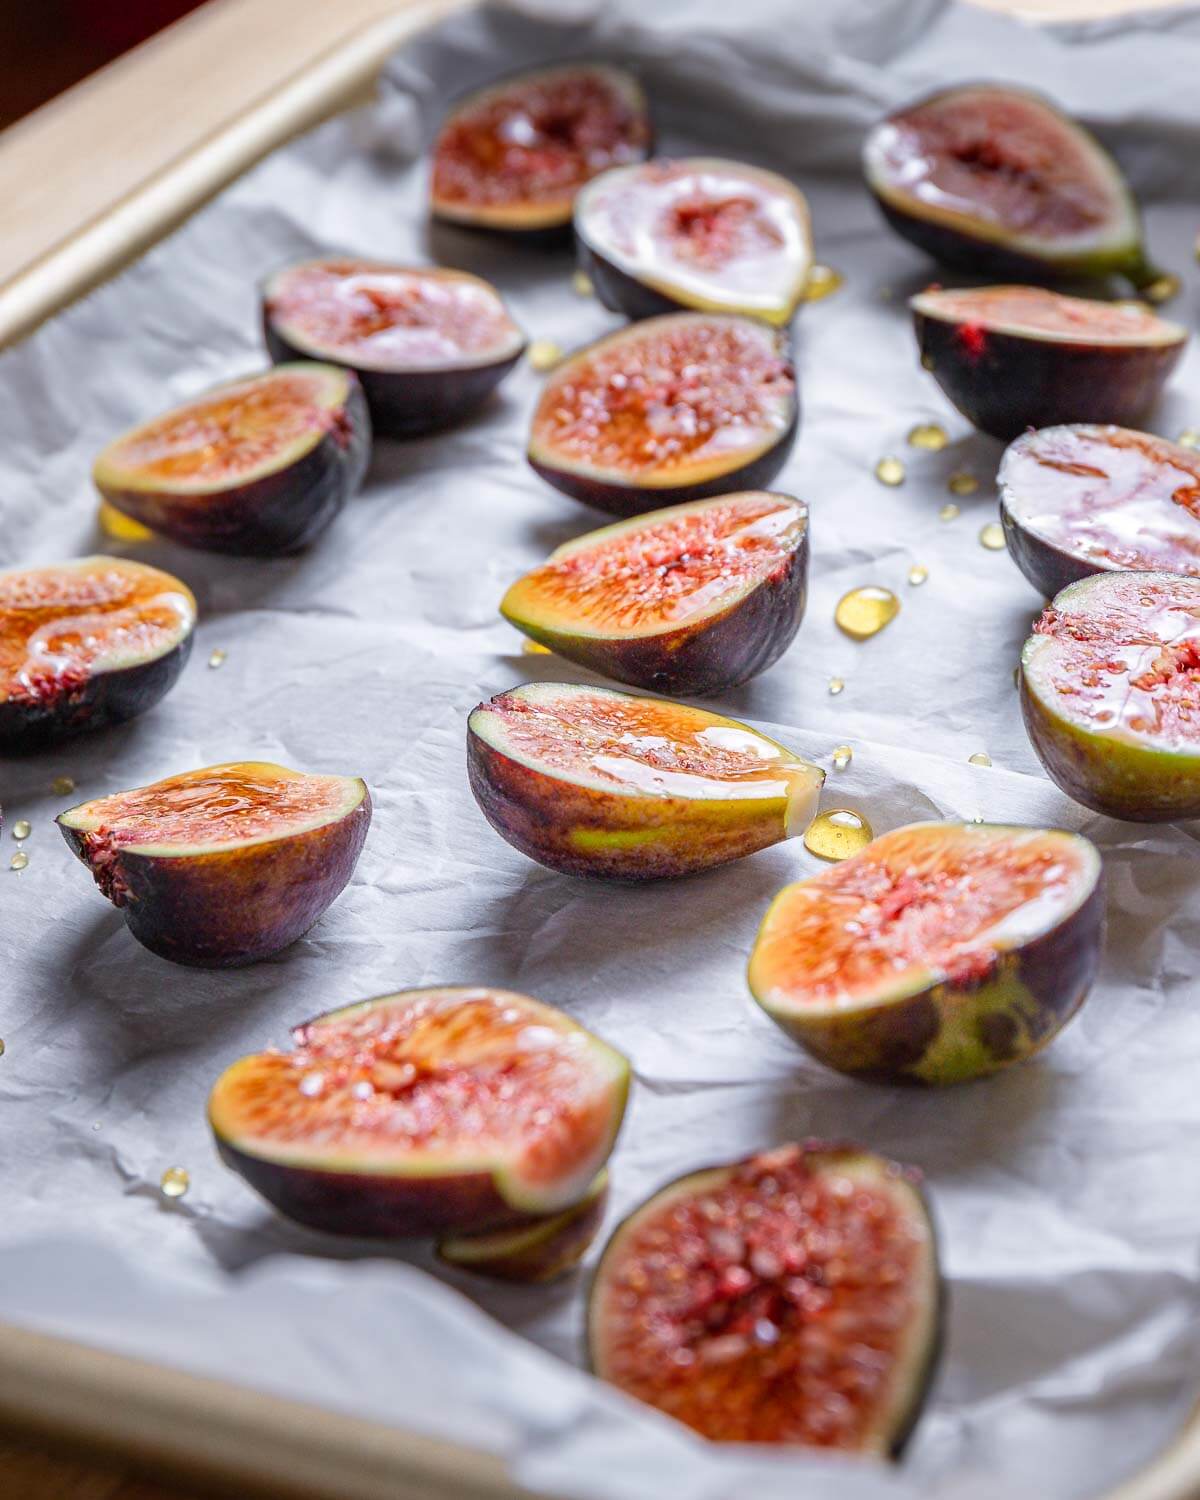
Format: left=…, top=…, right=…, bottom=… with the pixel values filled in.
left=2, top=2, right=1200, bottom=1496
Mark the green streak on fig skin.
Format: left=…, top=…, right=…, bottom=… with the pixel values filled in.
left=438, top=1170, right=610, bottom=1283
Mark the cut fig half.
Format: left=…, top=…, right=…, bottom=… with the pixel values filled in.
left=430, top=64, right=652, bottom=233
left=748, top=821, right=1104, bottom=1085
left=93, top=365, right=370, bottom=556
left=438, top=1169, right=610, bottom=1282
left=262, top=258, right=525, bottom=437
left=501, top=491, right=809, bottom=696
left=1021, top=571, right=1200, bottom=821
left=1000, top=425, right=1200, bottom=599
left=468, top=681, right=824, bottom=880
left=0, top=557, right=195, bottom=752
left=912, top=286, right=1186, bottom=441
left=529, top=313, right=797, bottom=517
left=58, top=762, right=370, bottom=967
left=575, top=157, right=812, bottom=325
left=589, top=1143, right=942, bottom=1454
left=209, top=988, right=629, bottom=1238
left=864, top=86, right=1159, bottom=290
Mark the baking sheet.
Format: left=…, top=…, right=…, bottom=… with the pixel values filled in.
left=2, top=1, right=1200, bottom=1495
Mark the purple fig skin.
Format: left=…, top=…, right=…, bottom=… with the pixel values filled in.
left=58, top=788, right=370, bottom=968
left=578, top=243, right=689, bottom=322
left=94, top=372, right=370, bottom=557
left=1001, top=505, right=1097, bottom=602
left=913, top=303, right=1185, bottom=444
left=437, top=1171, right=610, bottom=1282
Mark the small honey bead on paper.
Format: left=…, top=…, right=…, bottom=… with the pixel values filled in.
left=907, top=565, right=928, bottom=587
left=1177, top=429, right=1200, bottom=450
left=572, top=270, right=594, bottom=297
left=968, top=751, right=992, bottom=767
left=827, top=676, right=845, bottom=696
left=907, top=423, right=948, bottom=452
left=939, top=502, right=960, bottom=522
left=160, top=1166, right=190, bottom=1200
left=527, top=339, right=563, bottom=372
left=10, top=851, right=28, bottom=871
left=831, top=745, right=853, bottom=771
left=948, top=470, right=979, bottom=496
left=875, top=456, right=905, bottom=487
left=208, top=648, right=228, bottom=669
left=805, top=809, right=872, bottom=862
left=979, top=522, right=1006, bottom=551
left=51, top=775, right=76, bottom=797
left=835, top=587, right=899, bottom=640
left=12, top=819, right=31, bottom=841
left=1142, top=272, right=1180, bottom=305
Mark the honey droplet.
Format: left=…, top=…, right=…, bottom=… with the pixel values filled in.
left=160, top=1166, right=190, bottom=1200
left=835, top=586, right=900, bottom=641
left=98, top=498, right=154, bottom=541
left=827, top=676, right=845, bottom=696
left=1142, top=272, right=1180, bottom=305
left=12, top=819, right=31, bottom=841
left=804, top=808, right=873, bottom=862
left=948, top=470, right=979, bottom=496
left=979, top=521, right=1006, bottom=551
left=907, top=423, right=948, bottom=452
left=572, top=269, right=594, bottom=297
left=51, top=775, right=76, bottom=797
left=968, top=751, right=992, bottom=768
left=1177, top=428, right=1200, bottom=450
left=527, top=339, right=563, bottom=372
left=9, top=851, right=28, bottom=871
left=802, top=263, right=843, bottom=302
left=207, top=648, right=227, bottom=670
left=874, top=456, right=905, bottom=487
left=907, top=564, right=929, bottom=587
left=831, top=744, right=853, bottom=771
left=521, top=638, right=553, bottom=655
left=939, top=502, right=960, bottom=522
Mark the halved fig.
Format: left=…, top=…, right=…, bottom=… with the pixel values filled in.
left=262, top=258, right=525, bottom=437
left=1020, top=571, right=1200, bottom=821
left=438, top=1169, right=610, bottom=1283
left=468, top=682, right=824, bottom=880
left=501, top=492, right=809, bottom=697
left=748, top=822, right=1104, bottom=1085
left=430, top=64, right=652, bottom=233
left=209, top=988, right=629, bottom=1238
left=588, top=1143, right=942, bottom=1454
left=1000, top=425, right=1200, bottom=599
left=0, top=557, right=195, bottom=752
left=58, top=762, right=370, bottom=967
left=93, top=365, right=370, bottom=556
left=863, top=86, right=1158, bottom=290
left=574, top=158, right=812, bottom=325
left=912, top=286, right=1186, bottom=442
left=528, top=314, right=797, bottom=518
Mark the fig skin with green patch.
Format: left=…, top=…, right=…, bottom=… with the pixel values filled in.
left=501, top=492, right=809, bottom=697
left=93, top=365, right=370, bottom=557
left=588, top=1143, right=943, bottom=1455
left=748, top=822, right=1105, bottom=1085
left=528, top=313, right=798, bottom=518
left=1000, top=425, right=1200, bottom=601
left=209, top=989, right=630, bottom=1239
left=1020, top=571, right=1200, bottom=821
left=864, top=86, right=1159, bottom=290
left=468, top=682, right=824, bottom=881
left=58, top=762, right=370, bottom=967
left=262, top=259, right=526, bottom=438
left=438, top=1169, right=610, bottom=1283
left=0, top=557, right=195, bottom=753
left=912, top=286, right=1186, bottom=442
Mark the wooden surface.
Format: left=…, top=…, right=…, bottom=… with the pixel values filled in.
left=1, top=0, right=1196, bottom=1495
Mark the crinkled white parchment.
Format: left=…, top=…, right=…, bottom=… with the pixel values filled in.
left=1, top=2, right=1200, bottom=1496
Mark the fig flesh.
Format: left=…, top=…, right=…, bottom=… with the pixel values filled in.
left=748, top=822, right=1104, bottom=1085
left=209, top=988, right=629, bottom=1238
left=575, top=157, right=812, bottom=325
left=864, top=86, right=1157, bottom=289
left=1021, top=571, right=1200, bottom=821
left=58, top=761, right=370, bottom=967
left=430, top=64, right=652, bottom=233
left=588, top=1143, right=941, bottom=1454
left=528, top=313, right=797, bottom=517
left=501, top=491, right=809, bottom=696
left=0, top=557, right=195, bottom=752
left=93, top=365, right=370, bottom=556
left=438, top=1169, right=610, bottom=1283
left=468, top=681, right=824, bottom=880
left=262, top=258, right=525, bottom=437
left=912, top=286, right=1185, bottom=442
left=1000, top=425, right=1200, bottom=599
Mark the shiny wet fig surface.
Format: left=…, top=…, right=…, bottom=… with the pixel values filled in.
left=589, top=1143, right=942, bottom=1454
left=58, top=761, right=370, bottom=966
left=748, top=821, right=1104, bottom=1084
left=468, top=681, right=823, bottom=879
left=1020, top=571, right=1200, bottom=821
left=209, top=988, right=629, bottom=1237
left=501, top=491, right=809, bottom=696
left=0, top=557, right=195, bottom=751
